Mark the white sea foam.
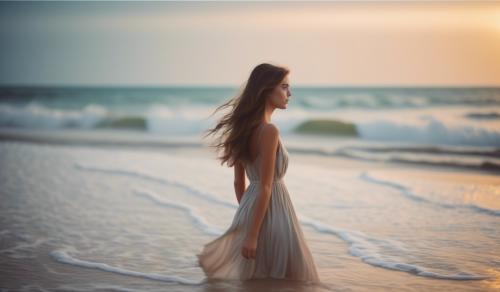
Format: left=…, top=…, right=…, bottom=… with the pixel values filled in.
left=54, top=284, right=144, bottom=292
left=145, top=104, right=214, bottom=135
left=74, top=163, right=490, bottom=281
left=74, top=162, right=237, bottom=209
left=133, top=188, right=223, bottom=236
left=356, top=117, right=500, bottom=147
left=298, top=216, right=490, bottom=280
left=49, top=249, right=206, bottom=285
left=2, top=102, right=499, bottom=147
left=360, top=171, right=500, bottom=217
left=0, top=103, right=107, bottom=129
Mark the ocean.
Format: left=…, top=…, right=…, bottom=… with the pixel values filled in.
left=0, top=86, right=499, bottom=291
left=1, top=86, right=500, bottom=171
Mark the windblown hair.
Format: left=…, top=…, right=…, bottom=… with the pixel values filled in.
left=203, top=63, right=290, bottom=167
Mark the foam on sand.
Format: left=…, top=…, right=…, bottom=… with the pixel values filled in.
left=74, top=163, right=491, bottom=281
left=133, top=188, right=223, bottom=236
left=360, top=171, right=500, bottom=217
left=49, top=249, right=206, bottom=285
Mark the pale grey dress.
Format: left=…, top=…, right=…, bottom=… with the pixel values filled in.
left=197, top=125, right=320, bottom=283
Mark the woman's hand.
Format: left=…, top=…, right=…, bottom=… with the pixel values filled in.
left=241, top=234, right=258, bottom=260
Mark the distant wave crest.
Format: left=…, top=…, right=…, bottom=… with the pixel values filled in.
left=1, top=103, right=500, bottom=148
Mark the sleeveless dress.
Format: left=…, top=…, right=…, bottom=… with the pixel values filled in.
left=197, top=125, right=320, bottom=283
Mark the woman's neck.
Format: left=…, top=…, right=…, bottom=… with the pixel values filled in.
left=263, top=103, right=275, bottom=123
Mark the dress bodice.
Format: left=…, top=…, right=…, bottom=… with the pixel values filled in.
left=244, top=136, right=289, bottom=184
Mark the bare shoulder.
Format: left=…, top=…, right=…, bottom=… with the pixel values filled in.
left=260, top=123, right=279, bottom=143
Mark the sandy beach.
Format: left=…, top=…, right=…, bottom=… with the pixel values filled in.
left=1, top=128, right=498, bottom=292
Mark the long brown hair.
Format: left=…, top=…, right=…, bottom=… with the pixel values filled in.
left=203, top=63, right=290, bottom=167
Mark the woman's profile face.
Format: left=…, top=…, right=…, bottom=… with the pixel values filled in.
left=267, top=75, right=291, bottom=110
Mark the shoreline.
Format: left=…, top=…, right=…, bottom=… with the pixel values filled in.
left=0, top=137, right=498, bottom=291
left=1, top=127, right=498, bottom=176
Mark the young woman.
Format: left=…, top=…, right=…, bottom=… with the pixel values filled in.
left=197, top=63, right=320, bottom=283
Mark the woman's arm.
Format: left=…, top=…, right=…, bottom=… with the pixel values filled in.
left=241, top=123, right=279, bottom=260
left=234, top=161, right=246, bottom=204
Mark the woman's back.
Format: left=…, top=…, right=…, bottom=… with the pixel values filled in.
left=244, top=123, right=289, bottom=184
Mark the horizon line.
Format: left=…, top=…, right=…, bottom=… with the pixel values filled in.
left=1, top=83, right=499, bottom=89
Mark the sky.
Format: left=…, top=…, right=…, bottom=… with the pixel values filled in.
left=0, top=1, right=499, bottom=87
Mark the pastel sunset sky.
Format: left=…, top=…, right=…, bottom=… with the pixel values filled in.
left=1, top=1, right=499, bottom=86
